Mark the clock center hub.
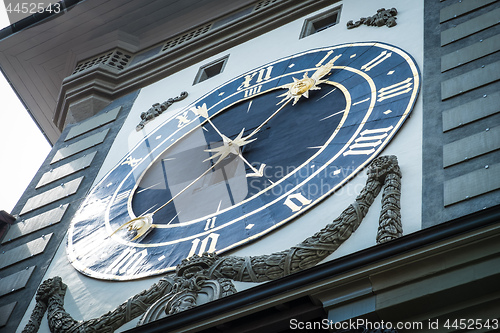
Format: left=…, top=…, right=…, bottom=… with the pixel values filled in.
left=290, top=77, right=315, bottom=96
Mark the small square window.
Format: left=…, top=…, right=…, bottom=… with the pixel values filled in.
left=193, top=56, right=229, bottom=85
left=300, top=6, right=342, bottom=39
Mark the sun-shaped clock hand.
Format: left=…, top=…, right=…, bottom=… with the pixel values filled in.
left=191, top=104, right=263, bottom=176
left=111, top=151, right=229, bottom=241
left=204, top=128, right=270, bottom=178
left=111, top=62, right=336, bottom=241
left=243, top=59, right=335, bottom=144
left=111, top=111, right=257, bottom=240
left=204, top=129, right=254, bottom=162
left=277, top=58, right=335, bottom=105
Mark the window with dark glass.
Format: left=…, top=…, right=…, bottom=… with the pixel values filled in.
left=194, top=56, right=229, bottom=84
left=300, top=6, right=342, bottom=38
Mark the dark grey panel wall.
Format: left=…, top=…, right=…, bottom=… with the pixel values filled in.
left=423, top=0, right=500, bottom=226
left=0, top=91, right=138, bottom=333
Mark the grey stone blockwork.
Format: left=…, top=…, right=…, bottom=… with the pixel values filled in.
left=0, top=91, right=139, bottom=333
left=422, top=0, right=500, bottom=227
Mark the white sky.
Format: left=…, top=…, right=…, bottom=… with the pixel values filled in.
left=0, top=1, right=51, bottom=214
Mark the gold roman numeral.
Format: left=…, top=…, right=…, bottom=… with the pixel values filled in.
left=378, top=78, right=413, bottom=102
left=361, top=50, right=392, bottom=72
left=237, top=66, right=274, bottom=91
left=187, top=233, right=219, bottom=258
left=283, top=193, right=312, bottom=212
left=105, top=248, right=148, bottom=275
left=343, top=126, right=394, bottom=156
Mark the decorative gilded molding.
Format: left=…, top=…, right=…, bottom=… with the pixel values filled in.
left=346, top=8, right=398, bottom=29
left=23, top=155, right=403, bottom=332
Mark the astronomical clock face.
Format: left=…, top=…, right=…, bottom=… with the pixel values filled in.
left=67, top=42, right=420, bottom=280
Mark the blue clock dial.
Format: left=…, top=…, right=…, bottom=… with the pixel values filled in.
left=131, top=84, right=346, bottom=226
left=67, top=42, right=420, bottom=280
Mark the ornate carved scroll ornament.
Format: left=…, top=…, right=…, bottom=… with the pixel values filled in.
left=136, top=91, right=188, bottom=131
left=24, top=155, right=403, bottom=332
left=347, top=8, right=398, bottom=29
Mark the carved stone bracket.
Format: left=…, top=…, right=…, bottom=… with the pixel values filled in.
left=347, top=8, right=398, bottom=29
left=24, top=155, right=403, bottom=332
left=136, top=91, right=188, bottom=131
left=138, top=274, right=236, bottom=324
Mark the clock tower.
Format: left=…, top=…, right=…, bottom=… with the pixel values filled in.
left=0, top=1, right=499, bottom=332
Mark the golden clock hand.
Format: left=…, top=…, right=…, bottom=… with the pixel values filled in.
left=191, top=103, right=264, bottom=168
left=190, top=101, right=274, bottom=176
left=204, top=128, right=256, bottom=164
left=203, top=128, right=267, bottom=178
left=234, top=62, right=336, bottom=180
left=244, top=60, right=335, bottom=142
left=141, top=126, right=259, bottom=219
left=191, top=96, right=288, bottom=147
left=113, top=63, right=336, bottom=241
left=238, top=154, right=271, bottom=180
left=149, top=159, right=221, bottom=215
left=110, top=213, right=153, bottom=241
left=243, top=98, right=292, bottom=142
left=190, top=103, right=226, bottom=140
left=112, top=104, right=235, bottom=240
left=111, top=157, right=224, bottom=240
left=192, top=92, right=294, bottom=180
left=112, top=127, right=254, bottom=240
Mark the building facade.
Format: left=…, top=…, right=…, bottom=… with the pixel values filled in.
left=0, top=0, right=499, bottom=332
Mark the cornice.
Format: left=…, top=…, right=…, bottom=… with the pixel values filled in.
left=125, top=205, right=500, bottom=332
left=55, top=0, right=342, bottom=130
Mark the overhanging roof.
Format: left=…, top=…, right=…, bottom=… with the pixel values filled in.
left=0, top=0, right=257, bottom=144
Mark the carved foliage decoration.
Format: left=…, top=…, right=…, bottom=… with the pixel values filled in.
left=136, top=91, right=188, bottom=131
left=347, top=8, right=398, bottom=29
left=24, top=155, right=403, bottom=332
left=138, top=275, right=236, bottom=324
